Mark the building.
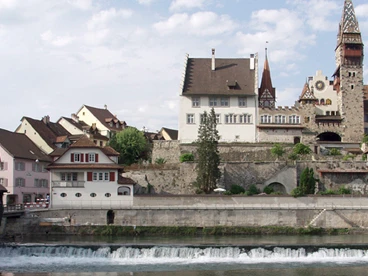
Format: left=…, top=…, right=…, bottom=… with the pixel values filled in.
left=47, top=135, right=134, bottom=209
left=75, top=105, right=127, bottom=139
left=160, top=127, right=178, bottom=140
left=0, top=128, right=52, bottom=205
left=179, top=49, right=259, bottom=143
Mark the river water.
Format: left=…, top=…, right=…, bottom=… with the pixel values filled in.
left=2, top=235, right=368, bottom=275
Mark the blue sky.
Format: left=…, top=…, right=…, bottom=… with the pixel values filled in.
left=0, top=0, right=367, bottom=133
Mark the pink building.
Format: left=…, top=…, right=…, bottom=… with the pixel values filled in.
left=0, top=128, right=52, bottom=204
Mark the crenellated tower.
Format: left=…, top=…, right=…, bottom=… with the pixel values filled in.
left=333, top=0, right=364, bottom=142
left=258, top=48, right=276, bottom=108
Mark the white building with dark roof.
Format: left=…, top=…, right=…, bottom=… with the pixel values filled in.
left=179, top=49, right=259, bottom=143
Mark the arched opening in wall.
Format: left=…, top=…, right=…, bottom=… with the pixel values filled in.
left=267, top=182, right=287, bottom=195
left=317, top=132, right=341, bottom=142
left=118, top=186, right=131, bottom=196
left=293, top=137, right=301, bottom=144
left=107, top=210, right=115, bottom=225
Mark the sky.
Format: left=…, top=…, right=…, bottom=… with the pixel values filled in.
left=0, top=0, right=367, bottom=133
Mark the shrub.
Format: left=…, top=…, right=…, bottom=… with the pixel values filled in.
left=180, top=153, right=194, bottom=163
left=363, top=154, right=367, bottom=161
left=293, top=143, right=312, bottom=155
left=263, top=186, right=274, bottom=194
left=223, top=191, right=232, bottom=195
left=291, top=187, right=305, bottom=197
left=155, top=157, right=167, bottom=164
left=288, top=152, right=298, bottom=160
left=247, top=184, right=260, bottom=196
left=343, top=154, right=355, bottom=161
left=271, top=143, right=285, bottom=158
left=230, top=184, right=245, bottom=194
left=319, top=189, right=337, bottom=195
left=338, top=186, right=351, bottom=195
left=328, top=148, right=341, bottom=156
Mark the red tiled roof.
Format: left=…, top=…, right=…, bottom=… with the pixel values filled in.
left=102, top=146, right=120, bottom=156
left=118, top=175, right=136, bottom=185
left=0, top=128, right=52, bottom=162
left=182, top=58, right=255, bottom=96
left=70, top=135, right=99, bottom=148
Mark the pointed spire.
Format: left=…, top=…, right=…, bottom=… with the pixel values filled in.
left=258, top=44, right=275, bottom=107
left=299, top=82, right=317, bottom=103
left=337, top=0, right=362, bottom=46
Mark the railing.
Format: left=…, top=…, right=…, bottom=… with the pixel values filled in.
left=3, top=204, right=25, bottom=213
left=52, top=181, right=85, bottom=188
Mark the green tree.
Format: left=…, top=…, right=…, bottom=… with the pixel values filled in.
left=271, top=143, right=285, bottom=159
left=299, top=167, right=316, bottom=194
left=195, top=108, right=221, bottom=193
left=109, top=127, right=149, bottom=165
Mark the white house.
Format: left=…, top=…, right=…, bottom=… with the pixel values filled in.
left=48, top=135, right=134, bottom=209
left=179, top=49, right=259, bottom=143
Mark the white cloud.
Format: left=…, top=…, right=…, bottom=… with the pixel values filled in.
left=67, top=0, right=92, bottom=10
left=355, top=4, right=368, bottom=18
left=0, top=0, right=16, bottom=9
left=153, top=11, right=237, bottom=36
left=169, top=0, right=207, bottom=12
left=40, top=30, right=74, bottom=47
left=87, top=8, right=133, bottom=30
left=137, top=0, right=154, bottom=5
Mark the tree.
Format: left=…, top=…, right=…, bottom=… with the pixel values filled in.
left=109, top=127, right=149, bottom=165
left=299, top=167, right=316, bottom=194
left=195, top=108, right=221, bottom=193
left=271, top=143, right=285, bottom=159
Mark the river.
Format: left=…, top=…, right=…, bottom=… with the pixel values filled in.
left=2, top=235, right=368, bottom=275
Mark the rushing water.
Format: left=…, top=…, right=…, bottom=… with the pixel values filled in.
left=2, top=235, right=368, bottom=275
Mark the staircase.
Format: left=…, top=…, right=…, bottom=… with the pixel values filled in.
left=308, top=209, right=326, bottom=227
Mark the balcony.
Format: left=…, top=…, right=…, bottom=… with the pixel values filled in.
left=52, top=181, right=85, bottom=188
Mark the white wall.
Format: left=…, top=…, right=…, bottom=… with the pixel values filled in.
left=179, top=95, right=257, bottom=143
left=56, top=148, right=115, bottom=164
left=77, top=106, right=111, bottom=137
left=58, top=118, right=84, bottom=135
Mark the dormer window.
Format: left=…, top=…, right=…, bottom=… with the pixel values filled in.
left=109, top=122, right=113, bottom=127
left=227, top=80, right=237, bottom=89
left=71, top=153, right=84, bottom=162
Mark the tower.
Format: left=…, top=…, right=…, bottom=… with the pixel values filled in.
left=258, top=48, right=275, bottom=108
left=333, top=0, right=364, bottom=142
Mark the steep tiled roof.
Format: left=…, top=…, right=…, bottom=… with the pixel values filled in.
left=84, top=105, right=126, bottom=131
left=0, top=128, right=52, bottom=162
left=22, top=116, right=71, bottom=149
left=102, top=146, right=120, bottom=156
left=161, top=127, right=178, bottom=140
left=70, top=135, right=99, bottom=148
left=258, top=52, right=275, bottom=102
left=182, top=58, right=255, bottom=96
left=118, top=175, right=135, bottom=185
left=58, top=117, right=89, bottom=130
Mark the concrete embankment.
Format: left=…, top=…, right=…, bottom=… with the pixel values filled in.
left=3, top=196, right=368, bottom=237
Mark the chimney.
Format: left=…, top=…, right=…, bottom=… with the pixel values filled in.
left=250, top=54, right=255, bottom=70
left=104, top=104, right=107, bottom=110
left=42, top=115, right=50, bottom=125
left=211, top=48, right=215, bottom=71
left=71, top=113, right=79, bottom=123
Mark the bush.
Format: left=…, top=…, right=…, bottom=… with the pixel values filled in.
left=291, top=187, right=305, bottom=197
left=180, top=153, right=194, bottom=163
left=247, top=184, right=260, bottom=196
left=271, top=143, right=285, bottom=158
left=288, top=152, right=298, bottom=160
left=328, top=148, right=341, bottom=156
left=319, top=189, right=336, bottom=195
left=338, top=186, right=351, bottom=195
left=293, top=143, right=312, bottom=155
left=230, top=184, right=245, bottom=194
left=154, top=157, right=166, bottom=164
left=223, top=191, right=232, bottom=195
left=343, top=154, right=355, bottom=161
left=263, top=186, right=274, bottom=194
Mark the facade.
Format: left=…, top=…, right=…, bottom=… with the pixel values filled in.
left=0, top=128, right=52, bottom=205
left=48, top=136, right=134, bottom=209
left=179, top=49, right=259, bottom=143
left=75, top=105, right=127, bottom=139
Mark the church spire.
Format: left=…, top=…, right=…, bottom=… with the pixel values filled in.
left=258, top=46, right=275, bottom=108
left=337, top=0, right=362, bottom=46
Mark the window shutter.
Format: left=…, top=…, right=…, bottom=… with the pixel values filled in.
left=81, top=154, right=84, bottom=162
left=87, top=172, right=93, bottom=181
left=109, top=172, right=115, bottom=182
left=4, top=162, right=7, bottom=170
left=32, top=163, right=35, bottom=172
left=95, top=154, right=99, bottom=162
left=85, top=154, right=89, bottom=163
left=71, top=153, right=74, bottom=162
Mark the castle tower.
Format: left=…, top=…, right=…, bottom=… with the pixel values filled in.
left=258, top=48, right=275, bottom=108
left=333, top=0, right=364, bottom=142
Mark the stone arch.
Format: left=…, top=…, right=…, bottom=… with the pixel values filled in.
left=266, top=182, right=287, bottom=194
left=317, top=132, right=341, bottom=142
left=107, top=210, right=115, bottom=225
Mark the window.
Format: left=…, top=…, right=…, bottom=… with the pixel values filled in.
left=60, top=193, right=67, bottom=197
left=238, top=97, right=247, bottom=107
left=0, top=178, right=6, bottom=186
left=34, top=179, right=41, bottom=188
left=225, top=114, right=236, bottom=124
left=105, top=193, right=111, bottom=197
left=93, top=172, right=110, bottom=182
left=289, top=115, right=300, bottom=124
left=220, top=97, right=229, bottom=107
left=89, top=153, right=96, bottom=162
left=216, top=114, right=221, bottom=124
left=326, top=99, right=332, bottom=105
left=61, top=173, right=78, bottom=181
left=75, top=193, right=82, bottom=197
left=274, top=115, right=286, bottom=124
left=15, top=162, right=25, bottom=171
left=200, top=114, right=205, bottom=124
left=74, top=153, right=81, bottom=162
left=260, top=115, right=272, bottom=124
left=320, top=99, right=325, bottom=105
left=90, top=193, right=97, bottom=197
left=23, top=194, right=31, bottom=203
left=351, top=85, right=354, bottom=89
left=15, top=178, right=25, bottom=187
left=209, top=97, right=218, bottom=107
left=0, top=162, right=5, bottom=171
left=239, top=114, right=252, bottom=124
left=187, top=114, right=195, bottom=124
left=41, top=179, right=48, bottom=188
left=33, top=163, right=42, bottom=172
left=192, top=97, right=200, bottom=107
left=118, top=186, right=131, bottom=196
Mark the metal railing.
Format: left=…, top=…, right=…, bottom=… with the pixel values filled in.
left=3, top=204, right=25, bottom=213
left=52, top=181, right=85, bottom=188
